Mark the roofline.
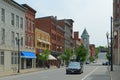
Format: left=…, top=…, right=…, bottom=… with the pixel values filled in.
left=22, top=4, right=36, bottom=13
left=4, top=0, right=26, bottom=12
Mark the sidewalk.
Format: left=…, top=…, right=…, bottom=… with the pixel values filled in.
left=0, top=66, right=57, bottom=77
left=109, top=65, right=120, bottom=80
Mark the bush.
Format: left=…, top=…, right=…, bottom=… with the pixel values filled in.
left=89, top=57, right=95, bottom=62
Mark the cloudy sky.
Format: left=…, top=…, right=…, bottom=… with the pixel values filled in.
left=15, top=0, right=112, bottom=47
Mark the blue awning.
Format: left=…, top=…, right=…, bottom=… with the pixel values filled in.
left=21, top=51, right=36, bottom=59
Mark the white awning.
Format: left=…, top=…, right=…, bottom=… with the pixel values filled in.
left=48, top=54, right=57, bottom=60
left=37, top=39, right=50, bottom=44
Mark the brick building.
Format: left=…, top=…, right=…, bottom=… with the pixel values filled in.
left=73, top=32, right=83, bottom=48
left=89, top=44, right=95, bottom=58
left=22, top=4, right=36, bottom=69
left=58, top=19, right=74, bottom=50
left=35, top=16, right=64, bottom=58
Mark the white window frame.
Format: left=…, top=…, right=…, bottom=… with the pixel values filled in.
left=11, top=13, right=14, bottom=26
left=16, top=15, right=19, bottom=28
left=0, top=51, right=4, bottom=65
left=20, top=17, right=23, bottom=29
left=1, top=28, right=5, bottom=44
left=1, top=8, right=5, bottom=22
left=11, top=52, right=18, bottom=64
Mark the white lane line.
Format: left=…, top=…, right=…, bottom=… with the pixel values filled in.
left=81, top=66, right=99, bottom=80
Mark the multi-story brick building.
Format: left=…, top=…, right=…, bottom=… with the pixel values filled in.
left=21, top=4, right=36, bottom=69
left=0, top=0, right=25, bottom=72
left=73, top=32, right=83, bottom=48
left=35, top=16, right=65, bottom=58
left=89, top=44, right=95, bottom=58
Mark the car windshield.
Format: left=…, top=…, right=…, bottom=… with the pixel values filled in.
left=68, top=62, right=80, bottom=68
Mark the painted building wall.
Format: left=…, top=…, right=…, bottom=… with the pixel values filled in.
left=35, top=28, right=50, bottom=55
left=0, top=0, right=25, bottom=71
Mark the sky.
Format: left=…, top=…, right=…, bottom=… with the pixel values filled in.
left=15, top=0, right=113, bottom=47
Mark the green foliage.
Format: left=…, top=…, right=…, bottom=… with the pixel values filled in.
left=89, top=56, right=95, bottom=62
left=95, top=48, right=99, bottom=59
left=60, top=48, right=72, bottom=65
left=38, top=48, right=50, bottom=61
left=74, top=44, right=88, bottom=62
left=106, top=52, right=110, bottom=60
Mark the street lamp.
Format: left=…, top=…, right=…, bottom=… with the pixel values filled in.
left=106, top=17, right=117, bottom=71
left=15, top=33, right=20, bottom=73
left=106, top=32, right=110, bottom=65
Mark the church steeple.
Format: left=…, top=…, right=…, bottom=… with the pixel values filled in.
left=81, top=28, right=90, bottom=60
left=81, top=28, right=89, bottom=38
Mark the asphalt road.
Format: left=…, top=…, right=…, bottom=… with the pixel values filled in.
left=0, top=52, right=110, bottom=80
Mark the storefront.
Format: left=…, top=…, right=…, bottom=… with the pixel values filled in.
left=21, top=51, right=36, bottom=69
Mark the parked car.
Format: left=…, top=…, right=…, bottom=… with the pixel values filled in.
left=66, top=61, right=83, bottom=74
left=93, top=60, right=97, bottom=63
left=86, top=61, right=90, bottom=64
left=102, top=61, right=110, bottom=65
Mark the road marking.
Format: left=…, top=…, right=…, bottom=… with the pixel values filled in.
left=81, top=66, right=99, bottom=80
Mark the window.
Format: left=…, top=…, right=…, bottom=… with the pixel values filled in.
left=28, top=19, right=30, bottom=31
left=11, top=31, right=15, bottom=45
left=117, top=0, right=119, bottom=4
left=16, top=15, right=19, bottom=28
left=11, top=13, right=14, bottom=25
left=0, top=51, right=4, bottom=65
left=31, top=36, right=34, bottom=47
left=20, top=17, right=23, bottom=29
left=1, top=8, right=5, bottom=22
left=1, top=28, right=5, bottom=44
left=31, top=21, right=34, bottom=32
left=21, top=37, right=23, bottom=46
left=11, top=52, right=18, bottom=64
left=26, top=18, right=28, bottom=31
left=16, top=33, right=19, bottom=45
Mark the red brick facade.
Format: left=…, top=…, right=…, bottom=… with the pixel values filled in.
left=89, top=44, right=95, bottom=58
left=22, top=4, right=36, bottom=49
left=35, top=16, right=64, bottom=56
left=73, top=32, right=83, bottom=48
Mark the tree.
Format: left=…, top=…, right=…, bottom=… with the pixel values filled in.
left=106, top=52, right=110, bottom=61
left=60, top=48, right=72, bottom=66
left=38, top=48, right=50, bottom=68
left=74, top=44, right=88, bottom=62
left=95, top=47, right=99, bottom=59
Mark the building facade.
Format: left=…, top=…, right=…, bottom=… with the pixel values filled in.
left=21, top=4, right=36, bottom=69
left=113, top=0, right=120, bottom=65
left=73, top=32, right=83, bottom=48
left=35, top=28, right=50, bottom=67
left=0, top=0, right=25, bottom=72
left=35, top=16, right=65, bottom=58
left=89, top=44, right=95, bottom=58
left=58, top=19, right=74, bottom=50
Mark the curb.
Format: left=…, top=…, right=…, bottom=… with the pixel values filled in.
left=0, top=66, right=61, bottom=78
left=107, top=66, right=112, bottom=80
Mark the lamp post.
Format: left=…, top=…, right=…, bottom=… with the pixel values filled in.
left=16, top=34, right=20, bottom=73
left=106, top=17, right=118, bottom=71
left=106, top=32, right=110, bottom=65
left=110, top=17, right=113, bottom=71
